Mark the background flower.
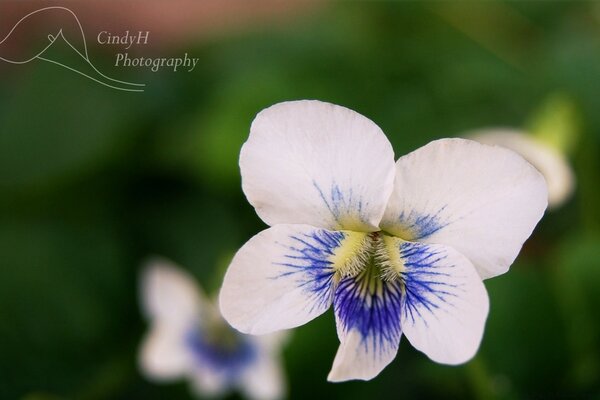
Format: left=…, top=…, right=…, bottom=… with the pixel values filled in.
left=468, top=128, right=574, bottom=209
left=140, top=258, right=287, bottom=399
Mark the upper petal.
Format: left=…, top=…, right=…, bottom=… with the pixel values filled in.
left=469, top=128, right=575, bottom=209
left=380, top=138, right=548, bottom=279
left=397, top=240, right=489, bottom=365
left=328, top=266, right=403, bottom=382
left=240, top=100, right=396, bottom=231
left=140, top=258, right=203, bottom=327
left=220, top=224, right=344, bottom=335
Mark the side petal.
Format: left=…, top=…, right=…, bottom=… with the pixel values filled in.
left=396, top=240, right=489, bottom=365
left=140, top=257, right=203, bottom=326
left=328, top=266, right=403, bottom=382
left=220, top=224, right=347, bottom=334
left=240, top=100, right=396, bottom=231
left=469, top=129, right=575, bottom=209
left=380, top=138, right=548, bottom=279
left=139, top=323, right=191, bottom=381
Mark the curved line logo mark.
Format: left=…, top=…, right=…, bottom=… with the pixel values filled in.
left=0, top=6, right=145, bottom=92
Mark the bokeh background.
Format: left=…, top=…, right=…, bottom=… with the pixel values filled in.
left=1, top=1, right=599, bottom=399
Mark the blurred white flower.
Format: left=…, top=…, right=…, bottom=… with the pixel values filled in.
left=468, top=128, right=575, bottom=209
left=139, top=258, right=287, bottom=399
left=219, top=100, right=548, bottom=382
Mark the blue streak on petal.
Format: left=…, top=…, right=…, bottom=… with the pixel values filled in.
left=396, top=206, right=449, bottom=240
left=272, top=229, right=342, bottom=313
left=399, top=242, right=460, bottom=327
left=334, top=266, right=403, bottom=358
left=185, top=326, right=256, bottom=381
left=313, top=180, right=368, bottom=227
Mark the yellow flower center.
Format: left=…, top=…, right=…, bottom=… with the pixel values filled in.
left=328, top=231, right=407, bottom=282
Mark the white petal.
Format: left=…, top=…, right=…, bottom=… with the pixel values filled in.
left=240, top=100, right=396, bottom=231
left=139, top=323, right=191, bottom=381
left=469, top=129, right=575, bottom=209
left=252, top=329, right=292, bottom=352
left=140, top=257, right=204, bottom=326
left=397, top=240, right=489, bottom=365
left=328, top=268, right=403, bottom=382
left=220, top=224, right=343, bottom=335
left=380, top=138, right=548, bottom=279
left=190, top=367, right=229, bottom=398
left=240, top=346, right=285, bottom=400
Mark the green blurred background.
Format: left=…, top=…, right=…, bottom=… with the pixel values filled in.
left=1, top=1, right=599, bottom=399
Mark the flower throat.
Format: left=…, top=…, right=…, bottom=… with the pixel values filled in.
left=330, top=231, right=407, bottom=283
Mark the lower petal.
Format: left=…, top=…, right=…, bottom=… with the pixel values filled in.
left=397, top=240, right=489, bottom=365
left=328, top=266, right=403, bottom=382
left=239, top=346, right=285, bottom=400
left=190, top=367, right=229, bottom=398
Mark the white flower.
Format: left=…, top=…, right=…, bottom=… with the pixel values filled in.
left=468, top=128, right=575, bottom=209
left=139, top=258, right=287, bottom=399
left=219, top=100, right=548, bottom=382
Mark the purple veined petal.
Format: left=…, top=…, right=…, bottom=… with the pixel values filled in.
left=393, top=240, right=490, bottom=365
left=240, top=100, right=396, bottom=232
left=220, top=224, right=370, bottom=335
left=327, top=235, right=490, bottom=380
left=328, top=265, right=403, bottom=382
left=381, top=138, right=547, bottom=279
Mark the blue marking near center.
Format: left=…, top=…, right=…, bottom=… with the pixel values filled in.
left=185, top=325, right=257, bottom=382
left=313, top=180, right=368, bottom=227
left=334, top=268, right=403, bottom=358
left=331, top=240, right=463, bottom=351
left=398, top=241, right=459, bottom=327
left=273, top=229, right=344, bottom=312
left=396, top=206, right=449, bottom=240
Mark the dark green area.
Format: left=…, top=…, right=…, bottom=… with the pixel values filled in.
left=1, top=1, right=599, bottom=399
